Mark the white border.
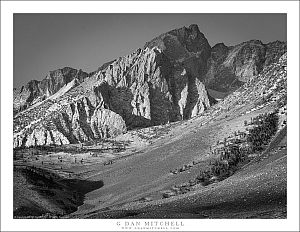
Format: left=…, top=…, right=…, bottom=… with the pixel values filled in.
left=1, top=1, right=299, bottom=231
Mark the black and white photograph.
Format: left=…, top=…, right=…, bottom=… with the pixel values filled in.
left=1, top=1, right=300, bottom=231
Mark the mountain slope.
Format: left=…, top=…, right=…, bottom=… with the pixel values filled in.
left=68, top=52, right=287, bottom=219
left=13, top=22, right=287, bottom=219
left=13, top=25, right=216, bottom=148
left=13, top=24, right=286, bottom=148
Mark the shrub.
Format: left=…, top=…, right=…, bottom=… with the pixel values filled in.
left=196, top=111, right=278, bottom=187
left=247, top=112, right=278, bottom=152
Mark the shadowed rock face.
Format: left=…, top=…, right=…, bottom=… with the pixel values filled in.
left=263, top=41, right=287, bottom=67
left=204, top=40, right=287, bottom=92
left=144, top=24, right=211, bottom=79
left=13, top=24, right=286, bottom=148
left=94, top=42, right=213, bottom=125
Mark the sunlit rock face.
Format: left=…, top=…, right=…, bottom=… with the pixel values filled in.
left=13, top=24, right=286, bottom=148
left=13, top=67, right=89, bottom=115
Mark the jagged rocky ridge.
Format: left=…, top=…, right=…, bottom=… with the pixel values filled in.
left=204, top=40, right=286, bottom=93
left=13, top=67, right=89, bottom=115
left=13, top=24, right=286, bottom=148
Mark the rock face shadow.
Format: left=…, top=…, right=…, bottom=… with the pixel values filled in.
left=13, top=166, right=104, bottom=218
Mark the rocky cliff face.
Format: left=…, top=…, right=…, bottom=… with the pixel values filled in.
left=13, top=24, right=286, bottom=148
left=213, top=52, right=287, bottom=116
left=94, top=41, right=213, bottom=127
left=204, top=40, right=286, bottom=93
left=13, top=67, right=89, bottom=115
left=13, top=25, right=215, bottom=148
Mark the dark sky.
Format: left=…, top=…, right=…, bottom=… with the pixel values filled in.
left=14, top=13, right=286, bottom=88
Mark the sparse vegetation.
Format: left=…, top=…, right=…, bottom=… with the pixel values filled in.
left=196, top=111, right=279, bottom=186
left=247, top=112, right=278, bottom=152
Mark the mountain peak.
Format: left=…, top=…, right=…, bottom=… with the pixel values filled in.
left=13, top=24, right=286, bottom=148
left=188, top=23, right=199, bottom=30
left=187, top=24, right=201, bottom=35
left=144, top=24, right=211, bottom=62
